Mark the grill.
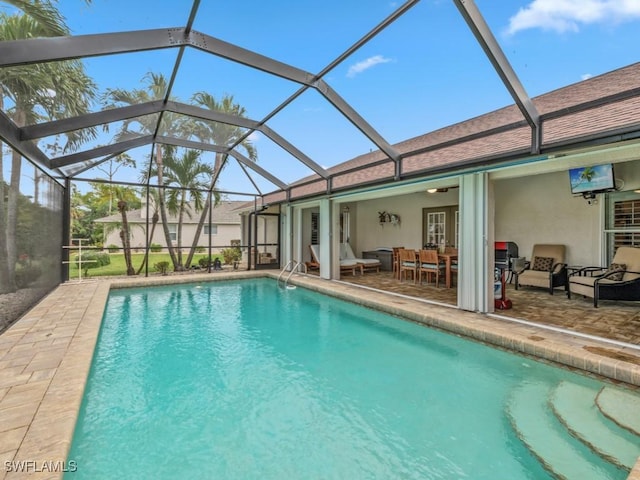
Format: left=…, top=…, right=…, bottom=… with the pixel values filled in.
left=495, top=241, right=519, bottom=275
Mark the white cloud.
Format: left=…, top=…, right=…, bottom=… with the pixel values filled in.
left=581, top=73, right=594, bottom=80
left=506, top=0, right=640, bottom=35
left=247, top=131, right=261, bottom=142
left=347, top=55, right=392, bottom=78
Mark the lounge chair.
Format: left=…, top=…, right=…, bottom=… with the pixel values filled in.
left=309, top=244, right=363, bottom=276
left=567, top=246, right=640, bottom=307
left=340, top=243, right=381, bottom=273
left=513, top=244, right=568, bottom=295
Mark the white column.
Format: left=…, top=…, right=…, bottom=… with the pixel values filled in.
left=319, top=199, right=332, bottom=279
left=458, top=172, right=494, bottom=312
left=281, top=204, right=292, bottom=267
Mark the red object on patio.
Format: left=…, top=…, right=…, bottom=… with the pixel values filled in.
left=494, top=267, right=513, bottom=310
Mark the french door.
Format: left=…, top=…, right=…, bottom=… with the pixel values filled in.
left=422, top=206, right=459, bottom=249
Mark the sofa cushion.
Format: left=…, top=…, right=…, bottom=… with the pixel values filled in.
left=532, top=256, right=554, bottom=272
left=605, top=263, right=626, bottom=281
left=518, top=269, right=552, bottom=289
left=611, top=247, right=640, bottom=281
left=530, top=244, right=566, bottom=266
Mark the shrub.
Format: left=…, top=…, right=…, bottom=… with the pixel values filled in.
left=195, top=246, right=205, bottom=253
left=150, top=243, right=162, bottom=253
left=15, top=265, right=42, bottom=288
left=75, top=252, right=111, bottom=270
left=220, top=247, right=241, bottom=265
left=197, top=256, right=222, bottom=269
left=154, top=261, right=170, bottom=275
left=107, top=244, right=119, bottom=253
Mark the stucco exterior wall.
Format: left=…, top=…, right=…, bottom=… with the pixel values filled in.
left=103, top=222, right=241, bottom=252
left=494, top=171, right=601, bottom=267
left=353, top=190, right=459, bottom=255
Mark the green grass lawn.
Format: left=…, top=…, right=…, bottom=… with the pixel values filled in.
left=67, top=252, right=222, bottom=278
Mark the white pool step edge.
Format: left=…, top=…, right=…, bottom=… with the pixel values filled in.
left=596, top=387, right=640, bottom=437
left=549, top=382, right=640, bottom=471
left=506, top=383, right=616, bottom=480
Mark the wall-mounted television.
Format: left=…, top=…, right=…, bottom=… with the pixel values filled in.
left=569, top=163, right=615, bottom=195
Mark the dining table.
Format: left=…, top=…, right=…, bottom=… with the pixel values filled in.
left=437, top=252, right=458, bottom=289
left=395, top=249, right=458, bottom=288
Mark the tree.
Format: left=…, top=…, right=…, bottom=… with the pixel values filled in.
left=116, top=194, right=135, bottom=276
left=146, top=149, right=212, bottom=269
left=184, top=93, right=257, bottom=268
left=3, top=1, right=74, bottom=36
left=0, top=7, right=96, bottom=293
left=104, top=73, right=186, bottom=270
left=70, top=184, right=102, bottom=244
left=94, top=152, right=136, bottom=215
left=136, top=190, right=160, bottom=275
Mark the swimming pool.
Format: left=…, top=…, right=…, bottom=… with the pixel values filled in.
left=67, top=278, right=639, bottom=479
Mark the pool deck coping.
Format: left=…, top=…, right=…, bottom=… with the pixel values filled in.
left=0, top=270, right=638, bottom=479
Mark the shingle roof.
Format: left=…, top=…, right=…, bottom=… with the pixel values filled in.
left=95, top=200, right=244, bottom=224
left=263, top=62, right=640, bottom=204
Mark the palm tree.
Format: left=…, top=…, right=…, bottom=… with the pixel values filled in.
left=94, top=152, right=136, bottom=215
left=184, top=93, right=257, bottom=268
left=2, top=1, right=76, bottom=37
left=146, top=149, right=212, bottom=269
left=104, top=73, right=186, bottom=270
left=136, top=190, right=160, bottom=275
left=116, top=196, right=135, bottom=276
left=0, top=9, right=96, bottom=293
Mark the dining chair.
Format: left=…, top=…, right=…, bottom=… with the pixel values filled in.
left=418, top=249, right=445, bottom=287
left=399, top=248, right=418, bottom=283
left=392, top=246, right=404, bottom=280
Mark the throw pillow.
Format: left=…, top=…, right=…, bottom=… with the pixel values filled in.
left=605, top=263, right=626, bottom=281
left=532, top=256, right=554, bottom=272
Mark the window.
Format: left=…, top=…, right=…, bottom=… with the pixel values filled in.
left=168, top=224, right=177, bottom=242
left=422, top=206, right=459, bottom=248
left=340, top=208, right=350, bottom=243
left=605, top=191, right=640, bottom=259
left=203, top=224, right=218, bottom=235
left=311, top=212, right=319, bottom=245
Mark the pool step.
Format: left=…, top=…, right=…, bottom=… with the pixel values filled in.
left=549, top=381, right=640, bottom=470
left=596, top=386, right=640, bottom=436
left=506, top=382, right=619, bottom=479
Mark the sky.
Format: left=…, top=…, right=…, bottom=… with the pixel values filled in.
left=4, top=0, right=640, bottom=199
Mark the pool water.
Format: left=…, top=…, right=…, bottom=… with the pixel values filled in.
left=66, top=279, right=636, bottom=479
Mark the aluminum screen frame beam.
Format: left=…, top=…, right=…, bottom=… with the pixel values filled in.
left=167, top=103, right=329, bottom=179
left=19, top=100, right=330, bottom=179
left=315, top=80, right=401, bottom=165
left=20, top=101, right=164, bottom=141
left=0, top=26, right=396, bottom=171
left=0, top=29, right=185, bottom=67
left=453, top=0, right=541, bottom=153
left=0, top=28, right=315, bottom=87
left=0, top=111, right=51, bottom=169
left=50, top=135, right=153, bottom=168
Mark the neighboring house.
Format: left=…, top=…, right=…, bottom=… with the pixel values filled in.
left=95, top=200, right=245, bottom=251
